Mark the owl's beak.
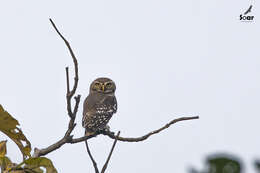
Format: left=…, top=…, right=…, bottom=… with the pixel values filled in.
left=102, top=84, right=105, bottom=91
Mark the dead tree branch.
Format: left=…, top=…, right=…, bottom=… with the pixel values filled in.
left=85, top=131, right=121, bottom=173
left=33, top=114, right=198, bottom=157
left=85, top=141, right=99, bottom=173
left=70, top=116, right=199, bottom=143
left=101, top=131, right=120, bottom=173
left=49, top=18, right=79, bottom=119
left=33, top=18, right=81, bottom=157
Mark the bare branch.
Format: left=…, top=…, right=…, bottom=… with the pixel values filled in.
left=49, top=18, right=79, bottom=97
left=84, top=132, right=121, bottom=173
left=103, top=116, right=199, bottom=142
left=33, top=19, right=81, bottom=157
left=101, top=131, right=120, bottom=173
left=85, top=140, right=99, bottom=173
left=70, top=116, right=199, bottom=143
left=49, top=18, right=79, bottom=118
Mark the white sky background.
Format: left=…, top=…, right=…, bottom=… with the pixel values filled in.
left=0, top=0, right=259, bottom=172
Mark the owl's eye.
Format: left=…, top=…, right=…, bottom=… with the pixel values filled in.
left=106, top=82, right=112, bottom=88
left=93, top=83, right=100, bottom=89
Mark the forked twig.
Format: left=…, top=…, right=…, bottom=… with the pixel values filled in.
left=101, top=131, right=121, bottom=173
left=85, top=131, right=121, bottom=173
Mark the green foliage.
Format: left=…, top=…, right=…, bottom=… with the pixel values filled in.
left=17, top=157, right=57, bottom=173
left=190, top=154, right=242, bottom=173
left=0, top=105, right=31, bottom=159
left=254, top=160, right=260, bottom=173
left=0, top=140, right=7, bottom=157
left=0, top=105, right=57, bottom=173
left=0, top=140, right=13, bottom=172
left=189, top=153, right=260, bottom=173
left=207, top=156, right=241, bottom=173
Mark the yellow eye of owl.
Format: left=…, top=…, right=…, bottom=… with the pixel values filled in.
left=94, top=83, right=100, bottom=88
left=106, top=83, right=112, bottom=88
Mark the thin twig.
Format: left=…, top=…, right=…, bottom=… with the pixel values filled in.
left=101, top=131, right=120, bottom=173
left=49, top=18, right=79, bottom=118
left=73, top=95, right=81, bottom=115
left=65, top=67, right=70, bottom=96
left=70, top=116, right=199, bottom=143
left=65, top=67, right=72, bottom=117
left=49, top=19, right=79, bottom=96
left=85, top=140, right=99, bottom=173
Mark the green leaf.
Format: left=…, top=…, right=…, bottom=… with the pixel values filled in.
left=0, top=156, right=12, bottom=172
left=0, top=140, right=7, bottom=157
left=18, top=157, right=57, bottom=173
left=207, top=154, right=241, bottom=173
left=0, top=105, right=31, bottom=159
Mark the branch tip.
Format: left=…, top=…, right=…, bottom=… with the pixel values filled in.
left=102, top=116, right=199, bottom=142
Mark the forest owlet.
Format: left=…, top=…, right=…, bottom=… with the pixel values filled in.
left=82, top=77, right=117, bottom=136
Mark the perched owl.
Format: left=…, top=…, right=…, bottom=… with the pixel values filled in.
left=82, top=77, right=117, bottom=136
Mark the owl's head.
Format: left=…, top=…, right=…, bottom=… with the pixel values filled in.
left=90, top=77, right=116, bottom=94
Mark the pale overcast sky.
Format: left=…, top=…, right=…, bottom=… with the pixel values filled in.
left=0, top=0, right=259, bottom=172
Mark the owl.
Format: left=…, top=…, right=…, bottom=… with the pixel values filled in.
left=82, top=77, right=117, bottom=136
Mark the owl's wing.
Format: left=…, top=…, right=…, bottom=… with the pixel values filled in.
left=82, top=93, right=97, bottom=128
left=82, top=95, right=117, bottom=130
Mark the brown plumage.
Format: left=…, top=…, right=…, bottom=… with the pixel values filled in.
left=82, top=77, right=117, bottom=136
